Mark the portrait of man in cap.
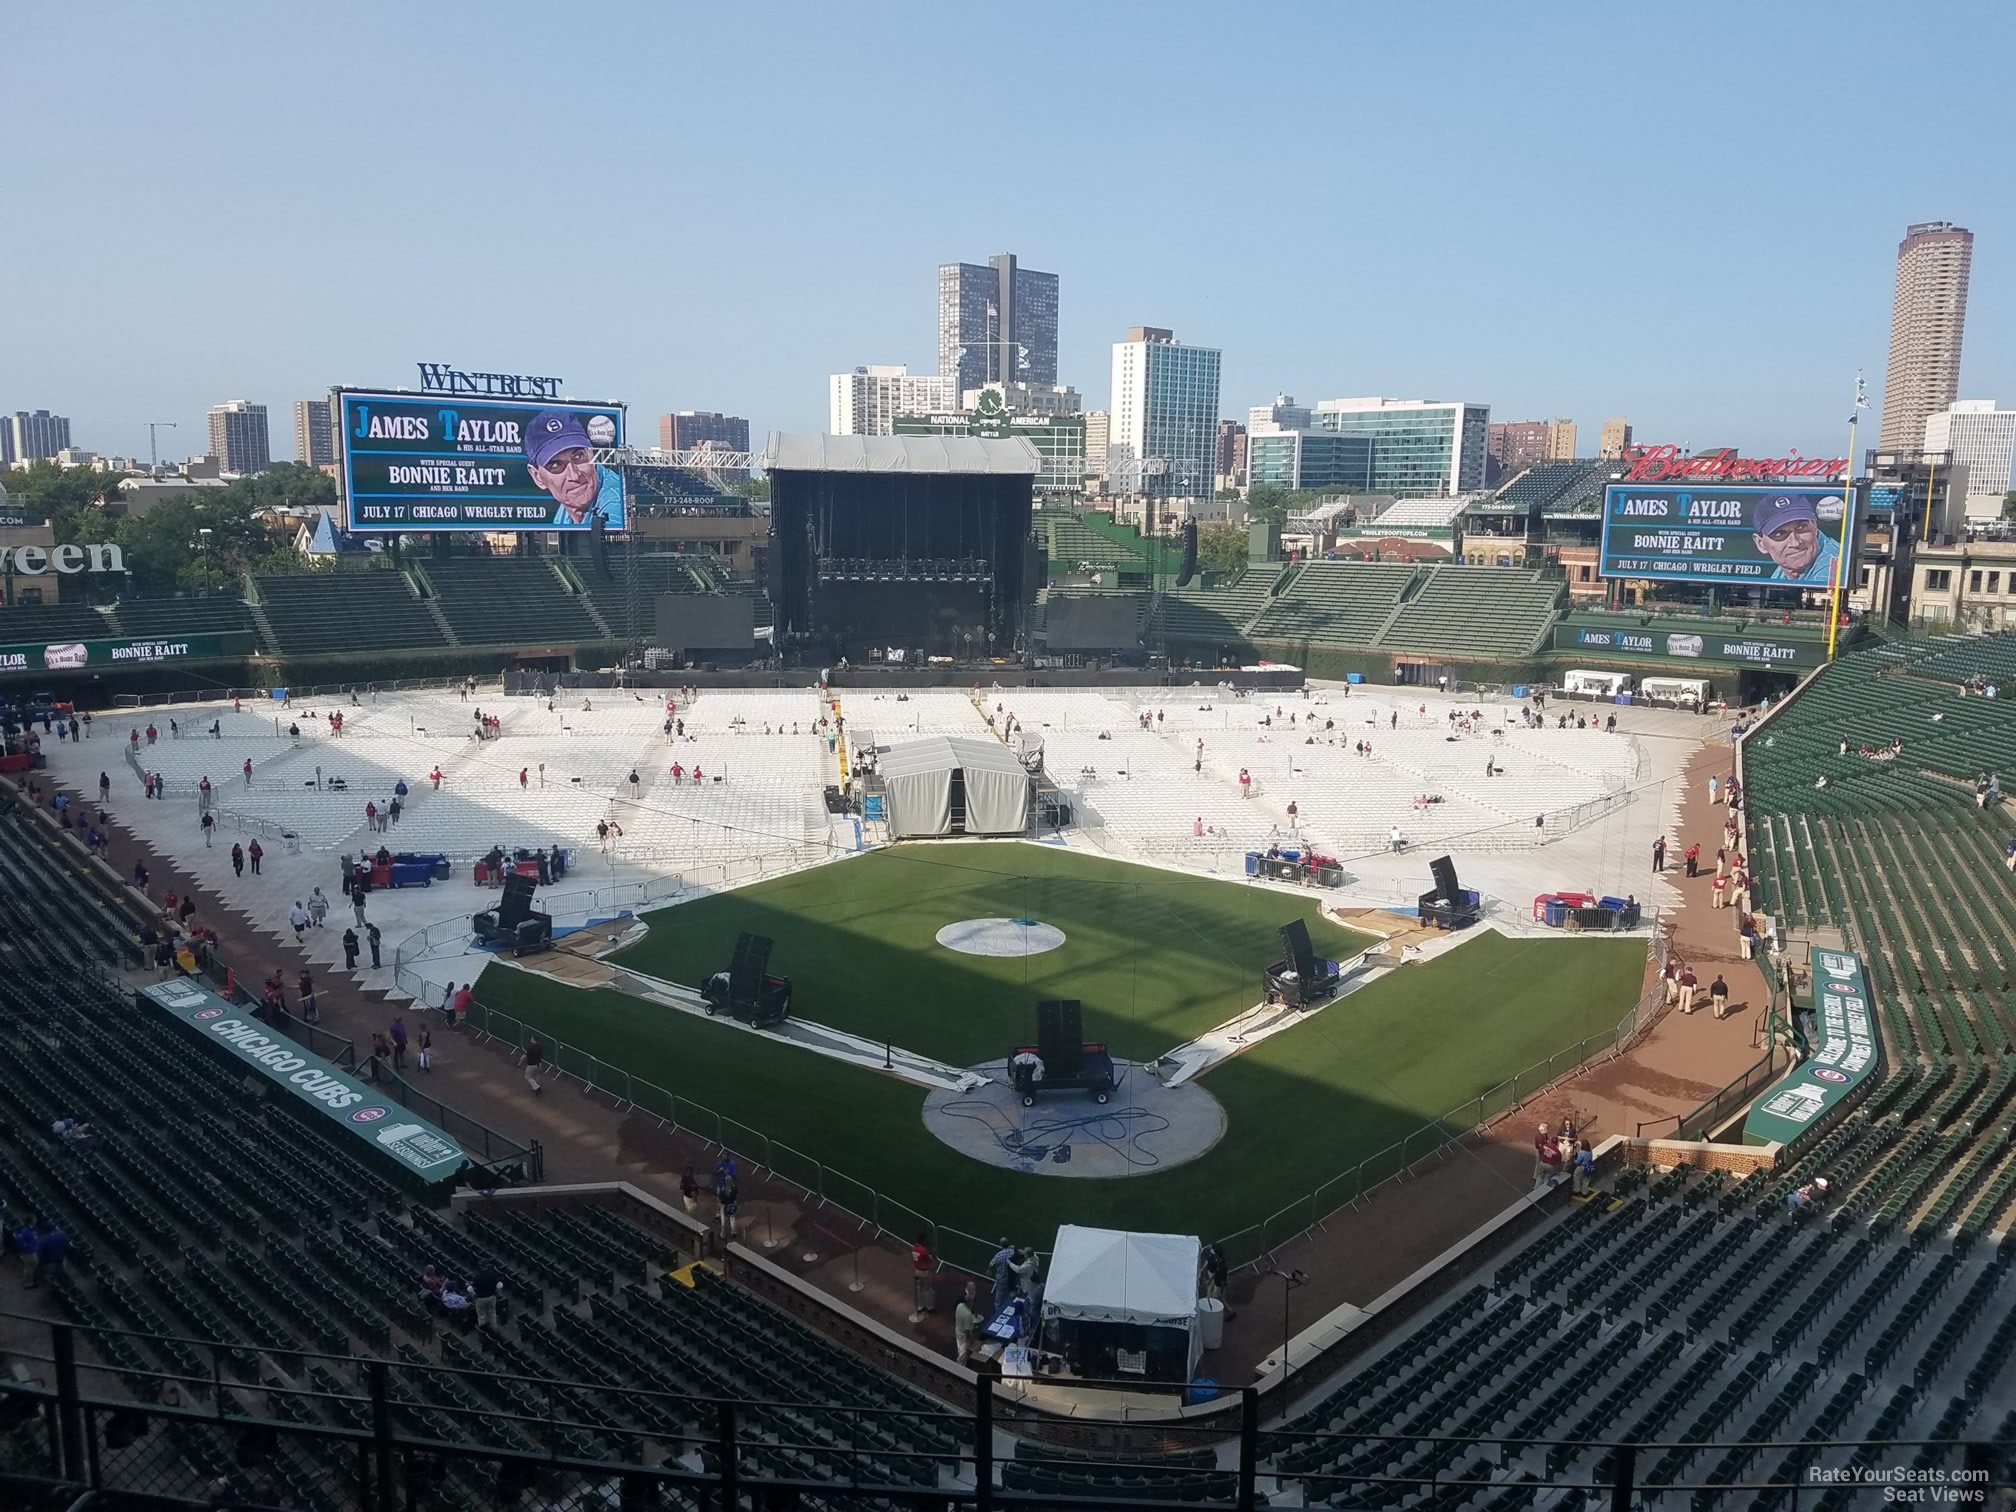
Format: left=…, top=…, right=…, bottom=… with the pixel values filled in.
left=523, top=409, right=625, bottom=527
left=1750, top=492, right=1840, bottom=586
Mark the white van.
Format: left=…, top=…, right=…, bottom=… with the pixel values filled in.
left=1640, top=676, right=1711, bottom=709
left=1562, top=669, right=1632, bottom=699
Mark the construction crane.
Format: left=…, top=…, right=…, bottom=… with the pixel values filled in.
left=146, top=421, right=178, bottom=472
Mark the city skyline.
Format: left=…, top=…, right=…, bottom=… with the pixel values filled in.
left=5, top=3, right=2012, bottom=468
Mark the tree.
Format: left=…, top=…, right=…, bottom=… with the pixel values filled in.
left=2003, top=490, right=2015, bottom=520
left=728, top=477, right=771, bottom=503
left=1197, top=522, right=1248, bottom=577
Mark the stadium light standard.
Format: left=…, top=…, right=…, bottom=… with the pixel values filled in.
left=1824, top=373, right=1869, bottom=660
left=197, top=528, right=213, bottom=596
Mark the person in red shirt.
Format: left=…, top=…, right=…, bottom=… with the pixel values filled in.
left=519, top=768, right=529, bottom=790
left=1711, top=874, right=1729, bottom=909
left=1684, top=843, right=1702, bottom=878
left=1533, top=1124, right=1562, bottom=1188
left=909, top=1234, right=935, bottom=1317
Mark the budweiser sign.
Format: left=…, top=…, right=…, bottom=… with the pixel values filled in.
left=1620, top=445, right=1847, bottom=482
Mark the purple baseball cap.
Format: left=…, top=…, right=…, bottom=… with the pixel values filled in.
left=1753, top=493, right=1817, bottom=536
left=524, top=410, right=590, bottom=468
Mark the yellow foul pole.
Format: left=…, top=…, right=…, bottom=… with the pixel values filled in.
left=1826, top=378, right=1867, bottom=660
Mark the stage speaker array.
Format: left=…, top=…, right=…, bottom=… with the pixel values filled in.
left=1036, top=999, right=1085, bottom=1077
left=1174, top=519, right=1199, bottom=588
left=1277, top=919, right=1317, bottom=980
left=1430, top=855, right=1462, bottom=902
left=729, top=932, right=776, bottom=1000
left=496, top=872, right=538, bottom=930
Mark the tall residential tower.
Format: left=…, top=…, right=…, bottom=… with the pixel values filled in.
left=937, top=254, right=1059, bottom=397
left=207, top=400, right=270, bottom=475
left=1108, top=327, right=1221, bottom=506
left=1878, top=222, right=1973, bottom=452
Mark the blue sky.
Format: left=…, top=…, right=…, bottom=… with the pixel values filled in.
left=5, top=1, right=2011, bottom=466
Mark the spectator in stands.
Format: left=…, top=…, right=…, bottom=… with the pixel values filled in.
left=367, top=922, right=382, bottom=968
left=34, top=1221, right=67, bottom=1286
left=11, top=1218, right=39, bottom=1287
left=2005, top=838, right=2016, bottom=874
left=1785, top=1177, right=1828, bottom=1216
left=247, top=838, right=263, bottom=875
left=1710, top=974, right=1731, bottom=1020
left=523, top=1036, right=545, bottom=1096
left=419, top=1265, right=446, bottom=1305
left=470, top=1268, right=501, bottom=1328
left=343, top=927, right=360, bottom=971
left=230, top=842, right=244, bottom=878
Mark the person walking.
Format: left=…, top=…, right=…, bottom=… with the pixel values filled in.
left=388, top=1016, right=408, bottom=1071
left=1533, top=1124, right=1558, bottom=1188
left=523, top=1036, right=545, bottom=1095
left=352, top=887, right=368, bottom=927
left=367, top=922, right=382, bottom=968
left=308, top=887, right=329, bottom=929
left=1711, top=873, right=1729, bottom=909
left=298, top=969, right=318, bottom=1024
left=1652, top=835, right=1666, bottom=873
left=1710, top=974, right=1731, bottom=1020
left=954, top=1282, right=979, bottom=1365
left=430, top=766, right=443, bottom=791
left=289, top=901, right=308, bottom=940
left=247, top=838, right=263, bottom=875
left=416, top=1021, right=433, bottom=1073
left=231, top=842, right=245, bottom=877
left=680, top=1165, right=701, bottom=1218
left=1663, top=957, right=1680, bottom=1005
left=717, top=1168, right=740, bottom=1238
left=1678, top=965, right=1700, bottom=1014
left=909, top=1234, right=936, bottom=1319
left=519, top=768, right=529, bottom=792
left=452, top=983, right=472, bottom=1030
left=243, top=757, right=254, bottom=787
left=198, top=775, right=212, bottom=812
left=1684, top=843, right=1701, bottom=878
left=597, top=819, right=610, bottom=852
left=342, top=928, right=360, bottom=971
left=1708, top=774, right=1720, bottom=805
left=201, top=811, right=215, bottom=847
left=99, top=771, right=111, bottom=803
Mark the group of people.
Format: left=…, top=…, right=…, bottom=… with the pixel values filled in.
left=677, top=1156, right=742, bottom=1238
left=1532, top=1120, right=1598, bottom=1195
left=416, top=1262, right=505, bottom=1326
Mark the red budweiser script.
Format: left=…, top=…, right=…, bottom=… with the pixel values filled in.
left=1621, top=445, right=1847, bottom=482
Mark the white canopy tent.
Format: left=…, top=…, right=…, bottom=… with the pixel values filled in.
left=878, top=736, right=1030, bottom=840
left=1040, top=1225, right=1203, bottom=1380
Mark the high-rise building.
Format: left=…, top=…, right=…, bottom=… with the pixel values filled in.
left=1599, top=418, right=1633, bottom=458
left=293, top=397, right=338, bottom=468
left=1215, top=421, right=1247, bottom=491
left=658, top=411, right=752, bottom=480
left=1249, top=394, right=1312, bottom=432
left=1245, top=427, right=1373, bottom=492
left=1083, top=411, right=1109, bottom=481
left=1923, top=400, right=2016, bottom=520
left=1108, top=327, right=1221, bottom=504
left=207, top=400, right=270, bottom=475
left=827, top=366, right=958, bottom=436
left=1485, top=420, right=1554, bottom=484
left=1309, top=398, right=1489, bottom=495
left=1879, top=222, right=1974, bottom=452
left=937, top=254, right=1060, bottom=397
left=5, top=410, right=72, bottom=464
left=1547, top=419, right=1578, bottom=460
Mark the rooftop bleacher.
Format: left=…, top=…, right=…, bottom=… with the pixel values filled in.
left=254, top=569, right=450, bottom=656
left=1376, top=565, right=1564, bottom=658
left=420, top=556, right=604, bottom=646
left=1372, top=496, right=1470, bottom=528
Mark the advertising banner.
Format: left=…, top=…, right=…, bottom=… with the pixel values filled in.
left=1600, top=484, right=1856, bottom=586
left=340, top=389, right=626, bottom=532
left=1744, top=949, right=1878, bottom=1146
left=0, top=631, right=256, bottom=676
left=139, top=979, right=467, bottom=1182
left=1553, top=624, right=1826, bottom=669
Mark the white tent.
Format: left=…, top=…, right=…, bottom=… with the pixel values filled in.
left=878, top=736, right=1030, bottom=840
left=1040, top=1225, right=1203, bottom=1377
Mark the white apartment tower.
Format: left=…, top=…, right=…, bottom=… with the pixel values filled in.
left=1108, top=327, right=1221, bottom=505
left=1923, top=401, right=2016, bottom=521
left=827, top=366, right=958, bottom=436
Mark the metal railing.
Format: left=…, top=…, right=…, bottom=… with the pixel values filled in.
left=2, top=1314, right=2009, bottom=1512
left=112, top=674, right=496, bottom=709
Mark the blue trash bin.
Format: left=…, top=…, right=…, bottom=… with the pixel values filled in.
left=1544, top=899, right=1571, bottom=928
left=1245, top=851, right=1261, bottom=877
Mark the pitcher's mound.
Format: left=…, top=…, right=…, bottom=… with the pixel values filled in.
left=936, top=917, right=1066, bottom=957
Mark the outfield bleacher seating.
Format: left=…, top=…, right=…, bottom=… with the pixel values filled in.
left=578, top=554, right=722, bottom=640
left=254, top=570, right=449, bottom=655
left=1247, top=561, right=1417, bottom=646
left=421, top=556, right=603, bottom=645
left=112, top=595, right=259, bottom=641
left=1376, top=565, right=1563, bottom=658
left=1149, top=567, right=1284, bottom=642
left=0, top=601, right=117, bottom=641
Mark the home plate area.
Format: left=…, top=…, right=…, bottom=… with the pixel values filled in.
left=934, top=917, right=1066, bottom=957
left=920, top=1061, right=1225, bottom=1178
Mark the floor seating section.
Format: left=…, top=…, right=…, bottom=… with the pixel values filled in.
left=254, top=571, right=450, bottom=656
left=420, top=556, right=603, bottom=645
